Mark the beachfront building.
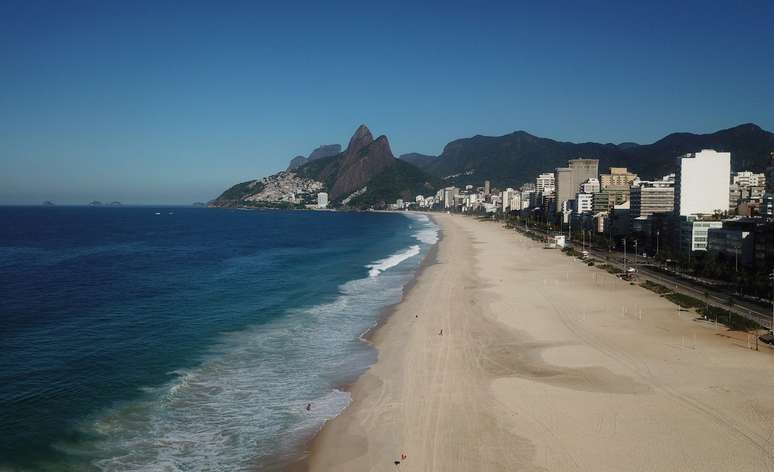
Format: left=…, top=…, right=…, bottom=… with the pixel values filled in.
left=443, top=187, right=459, bottom=209
left=592, top=188, right=629, bottom=213
left=600, top=167, right=637, bottom=189
left=502, top=188, right=516, bottom=212
left=576, top=193, right=594, bottom=213
left=510, top=193, right=522, bottom=212
left=536, top=173, right=555, bottom=195
left=679, top=217, right=723, bottom=252
left=675, top=150, right=731, bottom=217
left=317, top=192, right=329, bottom=209
left=707, top=218, right=758, bottom=268
left=763, top=194, right=774, bottom=219
left=732, top=171, right=766, bottom=188
left=519, top=190, right=534, bottom=210
left=630, top=178, right=675, bottom=218
left=580, top=178, right=600, bottom=194
left=729, top=171, right=767, bottom=211
left=595, top=167, right=637, bottom=211
left=554, top=158, right=599, bottom=220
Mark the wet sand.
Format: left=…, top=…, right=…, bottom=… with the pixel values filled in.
left=303, top=213, right=774, bottom=471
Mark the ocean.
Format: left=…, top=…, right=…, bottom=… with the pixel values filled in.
left=0, top=207, right=438, bottom=471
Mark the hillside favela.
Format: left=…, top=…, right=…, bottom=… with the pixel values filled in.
left=3, top=2, right=774, bottom=472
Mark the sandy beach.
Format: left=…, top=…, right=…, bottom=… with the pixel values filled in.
left=304, top=213, right=774, bottom=471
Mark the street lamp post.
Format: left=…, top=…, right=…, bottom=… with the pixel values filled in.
left=622, top=237, right=627, bottom=268
left=656, top=230, right=660, bottom=256
left=634, top=240, right=638, bottom=271
left=608, top=226, right=612, bottom=256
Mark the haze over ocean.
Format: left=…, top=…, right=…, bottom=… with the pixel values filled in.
left=0, top=207, right=438, bottom=471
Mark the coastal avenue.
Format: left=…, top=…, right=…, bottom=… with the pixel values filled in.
left=516, top=223, right=773, bottom=331
left=585, top=245, right=773, bottom=330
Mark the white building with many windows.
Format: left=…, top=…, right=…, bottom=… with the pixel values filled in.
left=536, top=173, right=555, bottom=194
left=317, top=192, right=329, bottom=209
left=575, top=193, right=594, bottom=213
left=675, top=150, right=731, bottom=216
left=732, top=171, right=766, bottom=187
left=680, top=217, right=723, bottom=252
left=580, top=178, right=600, bottom=194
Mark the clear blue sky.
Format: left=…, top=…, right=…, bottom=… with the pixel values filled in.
left=2, top=0, right=772, bottom=204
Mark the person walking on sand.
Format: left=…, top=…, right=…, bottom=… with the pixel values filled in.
left=438, top=329, right=443, bottom=336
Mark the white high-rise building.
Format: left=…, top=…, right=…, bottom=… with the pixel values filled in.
left=675, top=150, right=731, bottom=216
left=502, top=188, right=516, bottom=212
left=443, top=187, right=459, bottom=209
left=630, top=179, right=674, bottom=217
left=520, top=189, right=535, bottom=209
left=579, top=178, right=600, bottom=194
left=317, top=192, right=329, bottom=209
left=732, top=171, right=766, bottom=187
left=510, top=193, right=522, bottom=211
left=575, top=193, right=594, bottom=213
left=536, top=173, right=555, bottom=194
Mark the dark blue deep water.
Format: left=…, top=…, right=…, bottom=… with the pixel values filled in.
left=0, top=207, right=438, bottom=471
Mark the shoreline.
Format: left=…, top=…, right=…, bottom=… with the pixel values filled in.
left=281, top=213, right=442, bottom=472
left=296, top=213, right=774, bottom=471
left=361, top=219, right=443, bottom=344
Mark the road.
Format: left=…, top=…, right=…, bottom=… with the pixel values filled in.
left=514, top=225, right=774, bottom=331
left=586, top=246, right=773, bottom=330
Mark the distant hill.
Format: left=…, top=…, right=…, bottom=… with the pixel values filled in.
left=418, top=123, right=774, bottom=188
left=212, top=125, right=440, bottom=209
left=618, top=123, right=774, bottom=179
left=286, top=144, right=342, bottom=171
left=398, top=152, right=437, bottom=170
left=212, top=123, right=774, bottom=208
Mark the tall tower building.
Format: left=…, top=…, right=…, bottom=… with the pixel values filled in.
left=554, top=159, right=599, bottom=215
left=536, top=173, right=555, bottom=194
left=675, top=150, right=731, bottom=216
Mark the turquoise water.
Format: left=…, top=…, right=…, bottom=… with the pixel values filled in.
left=0, top=207, right=438, bottom=471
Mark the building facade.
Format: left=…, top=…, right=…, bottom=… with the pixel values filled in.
left=554, top=159, right=599, bottom=218
left=675, top=150, right=731, bottom=217
left=536, top=173, right=555, bottom=195
left=317, top=192, right=329, bottom=209
left=707, top=219, right=757, bottom=268
left=580, top=178, right=600, bottom=194
left=630, top=180, right=675, bottom=218
left=600, top=167, right=637, bottom=189
left=679, top=217, right=723, bottom=252
left=576, top=193, right=594, bottom=213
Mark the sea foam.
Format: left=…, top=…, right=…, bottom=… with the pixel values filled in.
left=59, top=211, right=440, bottom=472
left=83, top=260, right=420, bottom=471
left=366, top=245, right=421, bottom=277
